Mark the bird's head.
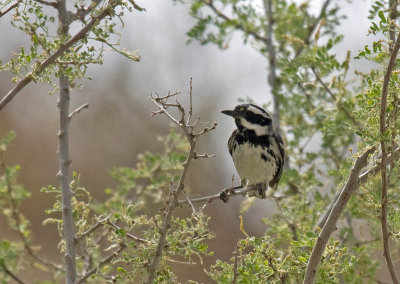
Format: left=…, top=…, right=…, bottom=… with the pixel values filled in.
left=221, top=104, right=273, bottom=136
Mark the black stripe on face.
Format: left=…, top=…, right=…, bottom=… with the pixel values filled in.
left=245, top=111, right=271, bottom=126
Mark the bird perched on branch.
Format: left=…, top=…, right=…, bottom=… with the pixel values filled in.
left=221, top=104, right=284, bottom=200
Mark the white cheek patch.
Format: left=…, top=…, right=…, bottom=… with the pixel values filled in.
left=240, top=118, right=268, bottom=136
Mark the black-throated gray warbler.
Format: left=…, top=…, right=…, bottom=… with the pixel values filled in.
left=221, top=104, right=284, bottom=199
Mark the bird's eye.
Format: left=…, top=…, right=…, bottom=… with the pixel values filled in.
left=239, top=107, right=244, bottom=112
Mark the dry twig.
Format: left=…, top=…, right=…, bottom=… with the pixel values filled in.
left=146, top=80, right=217, bottom=283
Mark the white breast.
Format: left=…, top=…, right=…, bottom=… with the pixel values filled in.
left=231, top=142, right=277, bottom=185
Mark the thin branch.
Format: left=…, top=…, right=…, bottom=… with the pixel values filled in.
left=0, top=156, right=64, bottom=272
left=177, top=185, right=252, bottom=206
left=69, top=103, right=89, bottom=120
left=70, top=0, right=102, bottom=23
left=0, top=263, right=27, bottom=284
left=378, top=27, right=400, bottom=284
left=311, top=67, right=362, bottom=130
left=205, top=0, right=268, bottom=44
left=0, top=0, right=21, bottom=18
left=146, top=83, right=216, bottom=283
left=75, top=214, right=111, bottom=243
left=274, top=197, right=298, bottom=241
left=76, top=243, right=126, bottom=284
left=263, top=0, right=281, bottom=134
left=184, top=192, right=196, bottom=214
left=304, top=147, right=375, bottom=284
left=106, top=220, right=149, bottom=244
left=187, top=77, right=193, bottom=125
left=34, top=0, right=58, bottom=8
left=317, top=146, right=400, bottom=230
left=294, top=0, right=331, bottom=58
left=0, top=2, right=117, bottom=111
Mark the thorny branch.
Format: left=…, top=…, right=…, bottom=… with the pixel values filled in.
left=146, top=80, right=217, bottom=284
left=379, top=28, right=400, bottom=284
left=304, top=147, right=375, bottom=284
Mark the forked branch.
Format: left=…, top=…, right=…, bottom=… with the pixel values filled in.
left=146, top=80, right=217, bottom=283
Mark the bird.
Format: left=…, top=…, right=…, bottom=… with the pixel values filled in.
left=221, top=103, right=284, bottom=200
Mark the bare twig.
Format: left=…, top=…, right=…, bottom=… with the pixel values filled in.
left=69, top=103, right=89, bottom=120
left=0, top=1, right=118, bottom=111
left=146, top=83, right=216, bottom=284
left=187, top=77, right=193, bottom=125
left=0, top=0, right=21, bottom=18
left=76, top=243, right=126, bottom=284
left=378, top=28, right=400, bottom=284
left=184, top=192, right=196, bottom=214
left=0, top=263, right=27, bottom=284
left=34, top=0, right=58, bottom=8
left=177, top=185, right=253, bottom=206
left=304, top=147, right=375, bottom=283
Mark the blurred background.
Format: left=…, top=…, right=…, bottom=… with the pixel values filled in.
left=0, top=0, right=376, bottom=282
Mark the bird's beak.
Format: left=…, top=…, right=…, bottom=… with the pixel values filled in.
left=221, top=109, right=236, bottom=117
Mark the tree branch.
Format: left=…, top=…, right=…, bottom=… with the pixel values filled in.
left=69, top=103, right=89, bottom=120
left=311, top=67, right=362, bottom=130
left=378, top=27, right=400, bottom=284
left=317, top=146, right=400, bottom=230
left=57, top=1, right=77, bottom=282
left=0, top=155, right=64, bottom=273
left=231, top=242, right=240, bottom=284
left=177, top=186, right=252, bottom=206
left=0, top=2, right=116, bottom=111
left=0, top=0, right=21, bottom=18
left=34, top=0, right=58, bottom=8
left=146, top=83, right=216, bottom=283
left=294, top=0, right=331, bottom=58
left=204, top=0, right=268, bottom=44
left=303, top=147, right=375, bottom=284
left=263, top=0, right=282, bottom=137
left=0, top=263, right=27, bottom=284
left=76, top=243, right=126, bottom=284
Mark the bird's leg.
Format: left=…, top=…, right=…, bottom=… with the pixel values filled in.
left=249, top=183, right=267, bottom=199
left=220, top=180, right=246, bottom=203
